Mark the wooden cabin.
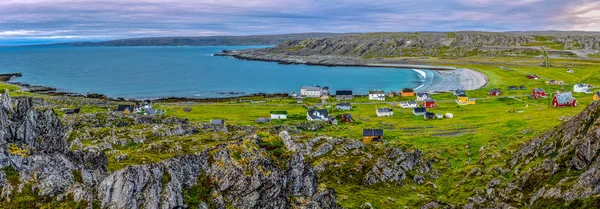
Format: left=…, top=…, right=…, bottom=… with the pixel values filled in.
left=116, top=105, right=135, bottom=114
left=552, top=92, right=577, bottom=107
left=362, top=129, right=383, bottom=144
left=456, top=95, right=475, bottom=105
left=340, top=114, right=354, bottom=123
left=400, top=88, right=415, bottom=97
left=532, top=88, right=547, bottom=99
left=423, top=99, right=437, bottom=108
left=526, top=74, right=539, bottom=80
left=594, top=92, right=600, bottom=101
left=488, top=89, right=502, bottom=96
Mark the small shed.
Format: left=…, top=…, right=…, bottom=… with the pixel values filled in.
left=489, top=89, right=502, bottom=96
left=423, top=99, right=437, bottom=108
left=413, top=107, right=427, bottom=116
left=270, top=111, right=288, bottom=120
left=453, top=89, right=466, bottom=96
left=526, top=74, right=539, bottom=80
left=116, top=105, right=135, bottom=114
left=376, top=108, right=394, bottom=117
left=424, top=112, right=435, bottom=120
left=520, top=86, right=526, bottom=90
left=210, top=119, right=225, bottom=125
left=362, top=129, right=384, bottom=144
left=256, top=118, right=271, bottom=123
left=340, top=114, right=354, bottom=123
left=401, top=88, right=415, bottom=97
left=336, top=103, right=352, bottom=111
left=508, top=86, right=518, bottom=90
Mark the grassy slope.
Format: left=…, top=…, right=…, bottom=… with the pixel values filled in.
left=2, top=55, right=599, bottom=207
left=154, top=56, right=598, bottom=208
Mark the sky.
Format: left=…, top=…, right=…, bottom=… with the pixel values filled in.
left=1, top=0, right=599, bottom=45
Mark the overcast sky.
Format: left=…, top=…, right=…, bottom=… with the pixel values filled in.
left=1, top=0, right=599, bottom=45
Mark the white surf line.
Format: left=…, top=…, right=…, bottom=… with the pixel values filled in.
left=413, top=69, right=430, bottom=91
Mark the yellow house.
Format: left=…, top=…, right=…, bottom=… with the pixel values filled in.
left=400, top=88, right=415, bottom=97
left=362, top=129, right=384, bottom=144
left=456, top=95, right=476, bottom=105
left=594, top=92, right=600, bottom=101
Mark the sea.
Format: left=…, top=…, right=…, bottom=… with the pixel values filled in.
left=0, top=46, right=437, bottom=99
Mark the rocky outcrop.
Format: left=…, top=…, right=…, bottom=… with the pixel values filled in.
left=466, top=101, right=600, bottom=207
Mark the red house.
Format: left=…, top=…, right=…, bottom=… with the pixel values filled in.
left=340, top=114, right=354, bottom=123
left=526, top=74, right=539, bottom=80
left=423, top=99, right=438, bottom=108
left=552, top=92, right=577, bottom=107
left=532, top=88, right=547, bottom=99
left=488, top=89, right=502, bottom=96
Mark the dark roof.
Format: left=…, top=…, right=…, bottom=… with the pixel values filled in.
left=596, top=91, right=600, bottom=97
left=341, top=114, right=353, bottom=119
left=377, top=108, right=393, bottom=113
left=413, top=107, right=427, bottom=113
left=256, top=118, right=270, bottom=123
left=322, top=86, right=330, bottom=90
left=369, top=90, right=385, bottom=94
left=363, top=129, right=384, bottom=137
left=308, top=109, right=329, bottom=119
left=117, top=105, right=134, bottom=112
left=490, top=89, right=502, bottom=92
left=423, top=99, right=435, bottom=102
left=416, top=93, right=430, bottom=97
left=425, top=112, right=435, bottom=118
left=142, top=100, right=152, bottom=105
left=457, top=93, right=467, bottom=97
left=336, top=90, right=353, bottom=96
left=533, top=88, right=545, bottom=92
left=402, top=88, right=414, bottom=92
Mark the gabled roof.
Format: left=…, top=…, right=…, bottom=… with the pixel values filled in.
left=596, top=91, right=600, bottom=97
left=423, top=99, right=435, bottom=103
left=489, top=89, right=502, bottom=92
left=575, top=83, right=590, bottom=88
left=363, top=129, right=383, bottom=137
left=377, top=108, right=393, bottom=113
left=308, top=109, right=329, bottom=119
left=533, top=88, right=545, bottom=92
left=402, top=88, right=414, bottom=92
left=301, top=86, right=321, bottom=91
left=401, top=101, right=417, bottom=105
left=416, top=93, right=430, bottom=97
left=341, top=113, right=353, bottom=118
left=413, top=107, right=427, bottom=113
left=117, top=105, right=134, bottom=112
left=270, top=111, right=288, bottom=115
left=369, top=90, right=385, bottom=94
left=425, top=112, right=435, bottom=118
left=336, top=90, right=353, bottom=95
left=142, top=100, right=152, bottom=105
left=555, top=92, right=575, bottom=104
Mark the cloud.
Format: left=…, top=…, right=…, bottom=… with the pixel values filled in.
left=0, top=0, right=597, bottom=45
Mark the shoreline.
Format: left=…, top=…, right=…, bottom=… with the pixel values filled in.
left=217, top=50, right=489, bottom=91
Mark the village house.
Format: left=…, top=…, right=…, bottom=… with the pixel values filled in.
left=336, top=103, right=352, bottom=111
left=335, top=90, right=353, bottom=100
left=300, top=86, right=322, bottom=98
left=340, top=114, right=354, bottom=123
left=362, top=129, right=384, bottom=144
left=547, top=80, right=565, bottom=85
left=416, top=93, right=431, bottom=101
left=116, top=105, right=135, bottom=114
left=520, top=85, right=526, bottom=90
left=453, top=89, right=465, bottom=96
left=594, top=92, right=600, bottom=101
left=399, top=101, right=418, bottom=108
left=489, top=89, right=502, bottom=96
left=413, top=107, right=427, bottom=116
left=574, top=83, right=592, bottom=93
left=256, top=118, right=271, bottom=123
left=376, top=108, right=394, bottom=117
left=424, top=112, right=436, bottom=120
left=321, top=86, right=330, bottom=96
left=532, top=88, right=547, bottom=99
left=307, top=109, right=330, bottom=121
left=526, top=74, right=539, bottom=80
left=210, top=119, right=225, bottom=125
left=270, top=111, right=288, bottom=119
left=508, top=86, right=518, bottom=90
left=369, top=90, right=386, bottom=101
left=552, top=92, right=577, bottom=107
left=423, top=99, right=438, bottom=108
left=401, top=88, right=415, bottom=97
left=567, top=69, right=574, bottom=74
left=456, top=95, right=476, bottom=105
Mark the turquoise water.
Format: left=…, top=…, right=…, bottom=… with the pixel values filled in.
left=0, top=46, right=434, bottom=99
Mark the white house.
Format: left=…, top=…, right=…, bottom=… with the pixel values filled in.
left=270, top=111, right=288, bottom=120
left=376, top=108, right=394, bottom=117
left=399, top=101, right=418, bottom=108
left=416, top=93, right=431, bottom=101
left=307, top=109, right=330, bottom=121
left=369, top=90, right=386, bottom=101
left=574, top=83, right=592, bottom=93
left=301, top=86, right=322, bottom=98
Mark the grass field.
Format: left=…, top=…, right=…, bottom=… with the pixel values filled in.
left=2, top=55, right=599, bottom=208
